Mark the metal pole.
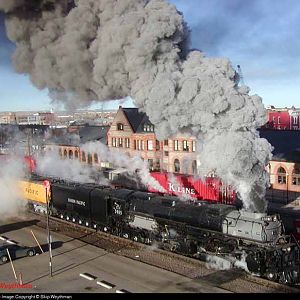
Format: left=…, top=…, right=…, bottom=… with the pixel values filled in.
left=46, top=188, right=53, bottom=277
left=287, top=174, right=289, bottom=204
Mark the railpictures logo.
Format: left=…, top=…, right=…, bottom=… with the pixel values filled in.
left=0, top=283, right=32, bottom=290
left=1, top=295, right=72, bottom=300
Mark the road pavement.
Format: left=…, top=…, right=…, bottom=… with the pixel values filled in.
left=0, top=216, right=230, bottom=294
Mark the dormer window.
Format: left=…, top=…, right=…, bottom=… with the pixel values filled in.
left=143, top=124, right=154, bottom=132
left=117, top=123, right=124, bottom=131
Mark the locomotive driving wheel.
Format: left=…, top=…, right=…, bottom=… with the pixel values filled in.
left=278, top=270, right=297, bottom=285
left=206, top=238, right=221, bottom=253
left=225, top=239, right=238, bottom=253
left=245, top=250, right=266, bottom=275
left=266, top=269, right=278, bottom=282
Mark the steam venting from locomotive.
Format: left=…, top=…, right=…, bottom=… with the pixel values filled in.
left=0, top=0, right=273, bottom=212
left=81, top=141, right=166, bottom=193
left=35, top=149, right=110, bottom=185
left=0, top=156, right=27, bottom=218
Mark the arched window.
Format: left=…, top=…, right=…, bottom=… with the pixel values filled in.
left=94, top=153, right=99, bottom=164
left=64, top=149, right=68, bottom=158
left=69, top=150, right=73, bottom=159
left=292, top=165, right=300, bottom=186
left=278, top=167, right=287, bottom=184
left=192, top=160, right=197, bottom=175
left=174, top=159, right=180, bottom=173
left=75, top=150, right=79, bottom=159
left=88, top=153, right=93, bottom=165
left=81, top=151, right=86, bottom=162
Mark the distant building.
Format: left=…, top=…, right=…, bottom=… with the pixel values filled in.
left=0, top=124, right=49, bottom=156
left=265, top=106, right=300, bottom=130
left=44, top=125, right=109, bottom=167
left=0, top=112, right=17, bottom=124
left=260, top=129, right=300, bottom=195
left=16, top=112, right=54, bottom=125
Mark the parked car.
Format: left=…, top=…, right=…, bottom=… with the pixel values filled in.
left=0, top=244, right=36, bottom=264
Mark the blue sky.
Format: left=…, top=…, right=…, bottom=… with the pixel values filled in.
left=0, top=0, right=300, bottom=111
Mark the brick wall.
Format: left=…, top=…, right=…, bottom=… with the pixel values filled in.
left=269, top=161, right=300, bottom=192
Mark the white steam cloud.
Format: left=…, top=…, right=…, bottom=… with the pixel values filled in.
left=0, top=156, right=27, bottom=219
left=205, top=252, right=249, bottom=274
left=35, top=149, right=109, bottom=185
left=1, top=0, right=272, bottom=212
left=81, top=141, right=165, bottom=192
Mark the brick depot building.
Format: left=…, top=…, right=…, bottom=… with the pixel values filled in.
left=107, top=106, right=198, bottom=174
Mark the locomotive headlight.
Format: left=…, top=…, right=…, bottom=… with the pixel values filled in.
left=273, top=216, right=277, bottom=222
left=286, top=247, right=291, bottom=252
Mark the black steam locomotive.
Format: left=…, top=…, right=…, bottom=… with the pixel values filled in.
left=25, top=178, right=300, bottom=285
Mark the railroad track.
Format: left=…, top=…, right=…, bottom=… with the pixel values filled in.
left=26, top=211, right=300, bottom=293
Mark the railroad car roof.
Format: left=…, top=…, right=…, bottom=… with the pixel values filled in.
left=106, top=188, right=135, bottom=200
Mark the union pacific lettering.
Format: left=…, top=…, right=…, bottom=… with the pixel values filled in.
left=168, top=183, right=196, bottom=195
left=67, top=198, right=86, bottom=207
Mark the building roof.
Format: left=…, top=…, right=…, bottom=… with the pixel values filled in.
left=121, top=107, right=153, bottom=133
left=259, top=129, right=300, bottom=163
left=46, top=125, right=109, bottom=146
left=79, top=125, right=109, bottom=144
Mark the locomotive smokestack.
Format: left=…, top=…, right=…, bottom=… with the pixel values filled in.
left=0, top=0, right=272, bottom=212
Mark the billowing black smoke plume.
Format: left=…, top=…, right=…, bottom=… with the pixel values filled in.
left=0, top=0, right=273, bottom=212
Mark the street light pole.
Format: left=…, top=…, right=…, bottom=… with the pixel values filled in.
left=286, top=174, right=289, bottom=204
left=44, top=180, right=53, bottom=277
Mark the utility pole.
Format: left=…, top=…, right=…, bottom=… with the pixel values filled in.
left=27, top=129, right=31, bottom=156
left=286, top=174, right=289, bottom=204
left=43, top=180, right=53, bottom=277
